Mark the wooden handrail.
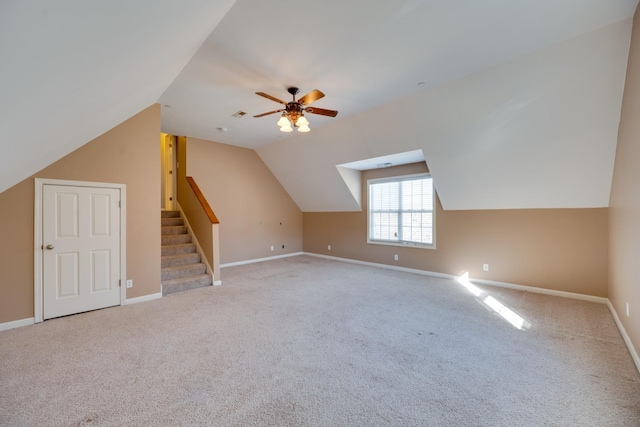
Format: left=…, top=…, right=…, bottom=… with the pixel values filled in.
left=186, top=176, right=219, bottom=224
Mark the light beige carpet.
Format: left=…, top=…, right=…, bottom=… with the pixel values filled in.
left=1, top=255, right=639, bottom=426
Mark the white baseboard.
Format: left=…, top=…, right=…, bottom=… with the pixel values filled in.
left=125, top=292, right=162, bottom=305
left=305, top=252, right=454, bottom=279
left=220, top=252, right=304, bottom=268
left=607, top=300, right=640, bottom=373
left=1, top=293, right=161, bottom=330
left=469, top=277, right=608, bottom=304
left=0, top=317, right=35, bottom=332
left=303, top=252, right=607, bottom=304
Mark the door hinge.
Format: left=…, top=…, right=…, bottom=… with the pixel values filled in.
left=118, top=201, right=121, bottom=208
left=118, top=279, right=121, bottom=287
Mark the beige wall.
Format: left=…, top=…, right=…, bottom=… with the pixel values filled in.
left=304, top=163, right=609, bottom=296
left=609, top=6, right=640, bottom=352
left=0, top=104, right=161, bottom=323
left=185, top=137, right=302, bottom=264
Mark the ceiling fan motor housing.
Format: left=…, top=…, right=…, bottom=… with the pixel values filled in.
left=285, top=102, right=303, bottom=125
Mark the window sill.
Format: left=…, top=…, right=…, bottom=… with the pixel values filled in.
left=367, top=239, right=436, bottom=250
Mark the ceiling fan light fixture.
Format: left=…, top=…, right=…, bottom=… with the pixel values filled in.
left=296, top=115, right=309, bottom=127
left=280, top=124, right=293, bottom=133
left=298, top=124, right=310, bottom=133
left=277, top=115, right=290, bottom=127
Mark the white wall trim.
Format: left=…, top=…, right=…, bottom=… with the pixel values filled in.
left=303, top=252, right=607, bottom=304
left=175, top=202, right=214, bottom=282
left=470, top=277, right=608, bottom=304
left=0, top=317, right=35, bottom=332
left=607, top=300, right=640, bottom=373
left=125, top=292, right=162, bottom=305
left=220, top=252, right=304, bottom=268
left=34, top=178, right=126, bottom=323
left=305, top=252, right=462, bottom=279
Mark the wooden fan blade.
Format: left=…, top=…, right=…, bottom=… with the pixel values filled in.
left=305, top=107, right=338, bottom=117
left=256, top=92, right=287, bottom=105
left=253, top=109, right=283, bottom=118
left=298, top=89, right=325, bottom=105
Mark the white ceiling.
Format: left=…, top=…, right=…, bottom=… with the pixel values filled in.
left=0, top=0, right=236, bottom=194
left=1, top=0, right=638, bottom=211
left=338, top=151, right=426, bottom=171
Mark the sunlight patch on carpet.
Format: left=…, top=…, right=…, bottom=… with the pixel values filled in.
left=456, top=272, right=531, bottom=330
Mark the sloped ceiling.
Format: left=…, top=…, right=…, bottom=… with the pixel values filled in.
left=1, top=0, right=638, bottom=211
left=257, top=20, right=633, bottom=211
left=0, top=0, right=236, bottom=194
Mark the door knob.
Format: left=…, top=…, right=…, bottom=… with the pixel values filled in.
left=45, top=244, right=54, bottom=250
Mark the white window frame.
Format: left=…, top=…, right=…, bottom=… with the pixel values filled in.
left=367, top=172, right=435, bottom=249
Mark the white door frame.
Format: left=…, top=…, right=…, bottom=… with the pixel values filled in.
left=34, top=178, right=126, bottom=323
left=161, top=133, right=177, bottom=211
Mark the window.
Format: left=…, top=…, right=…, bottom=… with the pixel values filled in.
left=368, top=173, right=434, bottom=248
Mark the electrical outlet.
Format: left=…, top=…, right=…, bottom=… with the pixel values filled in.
left=270, top=245, right=274, bottom=251
left=627, top=302, right=630, bottom=317
left=394, top=254, right=399, bottom=261
left=328, top=245, right=331, bottom=250
left=126, top=280, right=133, bottom=288
left=483, top=263, right=489, bottom=272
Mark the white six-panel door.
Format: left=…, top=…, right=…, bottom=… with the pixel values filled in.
left=42, top=184, right=121, bottom=320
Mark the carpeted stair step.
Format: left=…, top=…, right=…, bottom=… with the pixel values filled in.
left=162, top=234, right=192, bottom=245
left=161, top=263, right=207, bottom=281
left=162, top=243, right=197, bottom=257
left=161, top=225, right=188, bottom=235
left=161, top=210, right=181, bottom=218
left=160, top=210, right=213, bottom=294
left=161, top=217, right=184, bottom=227
left=162, top=274, right=212, bottom=295
left=162, top=252, right=201, bottom=268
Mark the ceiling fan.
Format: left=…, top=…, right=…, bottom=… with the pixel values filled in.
left=254, top=87, right=338, bottom=133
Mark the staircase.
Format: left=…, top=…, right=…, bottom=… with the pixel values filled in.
left=161, top=211, right=212, bottom=295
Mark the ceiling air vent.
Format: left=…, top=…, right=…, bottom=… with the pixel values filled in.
left=231, top=111, right=247, bottom=118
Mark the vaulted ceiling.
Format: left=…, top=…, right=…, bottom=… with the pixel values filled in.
left=2, top=0, right=638, bottom=211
